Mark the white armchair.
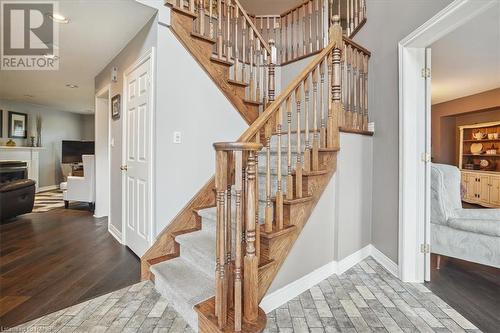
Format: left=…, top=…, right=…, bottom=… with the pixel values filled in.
left=62, top=155, right=95, bottom=210
left=431, top=163, right=500, bottom=268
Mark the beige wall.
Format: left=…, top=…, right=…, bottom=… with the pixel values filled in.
left=432, top=88, right=500, bottom=165
left=353, top=0, right=453, bottom=263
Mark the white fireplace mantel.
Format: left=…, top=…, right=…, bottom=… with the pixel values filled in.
left=0, top=146, right=45, bottom=192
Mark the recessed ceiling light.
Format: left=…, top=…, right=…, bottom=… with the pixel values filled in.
left=48, top=13, right=69, bottom=24
left=24, top=94, right=34, bottom=98
left=66, top=84, right=78, bottom=88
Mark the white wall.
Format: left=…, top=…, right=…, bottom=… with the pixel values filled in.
left=154, top=23, right=247, bottom=235
left=353, top=0, right=453, bottom=263
left=95, top=15, right=158, bottom=235
left=0, top=99, right=90, bottom=187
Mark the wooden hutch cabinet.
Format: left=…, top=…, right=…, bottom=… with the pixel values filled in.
left=458, top=121, right=500, bottom=208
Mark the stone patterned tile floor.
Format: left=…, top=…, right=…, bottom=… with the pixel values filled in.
left=6, top=258, right=480, bottom=333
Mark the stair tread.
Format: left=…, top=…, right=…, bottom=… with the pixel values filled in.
left=210, top=56, right=233, bottom=66
left=191, top=32, right=216, bottom=44
left=244, top=99, right=263, bottom=106
left=176, top=229, right=215, bottom=260
left=151, top=257, right=215, bottom=307
left=227, top=79, right=248, bottom=87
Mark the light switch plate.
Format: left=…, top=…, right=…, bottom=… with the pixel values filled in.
left=173, top=131, right=182, bottom=144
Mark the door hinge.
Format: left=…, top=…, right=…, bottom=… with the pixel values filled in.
left=421, top=152, right=431, bottom=163
left=420, top=243, right=430, bottom=254
left=421, top=68, right=431, bottom=78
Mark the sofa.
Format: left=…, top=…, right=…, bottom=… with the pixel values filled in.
left=0, top=179, right=36, bottom=222
left=431, top=163, right=500, bottom=268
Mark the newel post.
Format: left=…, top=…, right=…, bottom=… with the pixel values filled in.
left=267, top=39, right=277, bottom=106
left=328, top=15, right=342, bottom=149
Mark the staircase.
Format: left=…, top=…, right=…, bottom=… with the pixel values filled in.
left=142, top=0, right=371, bottom=332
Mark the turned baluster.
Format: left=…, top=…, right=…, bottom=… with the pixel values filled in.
left=294, top=9, right=299, bottom=59
left=295, top=85, right=303, bottom=199
left=276, top=105, right=284, bottom=230
left=315, top=0, right=320, bottom=51
left=302, top=5, right=307, bottom=56
left=242, top=20, right=247, bottom=82
left=249, top=31, right=255, bottom=101
left=226, top=180, right=233, bottom=308
left=358, top=50, right=364, bottom=130
left=327, top=52, right=333, bottom=147
left=254, top=135, right=260, bottom=263
left=217, top=0, right=223, bottom=57
left=268, top=40, right=276, bottom=106
left=354, top=0, right=359, bottom=28
left=312, top=67, right=320, bottom=170
left=304, top=76, right=311, bottom=173
left=264, top=120, right=273, bottom=233
left=189, top=0, right=195, bottom=12
left=243, top=149, right=258, bottom=323
left=199, top=0, right=205, bottom=35
left=285, top=97, right=293, bottom=200
left=320, top=60, right=326, bottom=147
left=308, top=1, right=313, bottom=53
left=208, top=0, right=214, bottom=38
left=330, top=16, right=342, bottom=149
left=346, top=45, right=352, bottom=128
left=256, top=41, right=261, bottom=102
left=341, top=43, right=346, bottom=127
left=363, top=54, right=369, bottom=131
left=353, top=49, right=358, bottom=129
left=234, top=6, right=239, bottom=81
left=226, top=0, right=231, bottom=62
left=233, top=150, right=243, bottom=332
left=263, top=48, right=268, bottom=106
left=215, top=149, right=228, bottom=328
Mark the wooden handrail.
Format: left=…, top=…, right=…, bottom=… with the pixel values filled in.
left=343, top=35, right=370, bottom=57
left=238, top=25, right=341, bottom=143
left=233, top=0, right=272, bottom=55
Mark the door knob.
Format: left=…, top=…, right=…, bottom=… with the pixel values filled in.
left=120, top=165, right=128, bottom=171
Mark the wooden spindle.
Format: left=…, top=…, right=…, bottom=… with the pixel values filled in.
left=315, top=0, right=320, bottom=51
left=341, top=43, right=346, bottom=127
left=286, top=97, right=293, bottom=200
left=295, top=85, right=303, bottom=199
left=190, top=0, right=195, bottom=12
left=249, top=31, right=255, bottom=100
left=330, top=16, right=342, bottom=149
left=234, top=150, right=243, bottom=332
left=353, top=49, right=358, bottom=129
left=268, top=40, right=276, bottom=105
left=199, top=0, right=205, bottom=35
left=242, top=19, right=247, bottom=82
left=209, top=0, right=213, bottom=38
left=215, top=150, right=227, bottom=328
left=304, top=76, right=311, bottom=173
left=327, top=52, right=333, bottom=147
left=346, top=0, right=350, bottom=36
left=234, top=6, right=239, bottom=81
left=244, top=150, right=258, bottom=323
left=226, top=180, right=233, bottom=306
left=320, top=59, right=326, bottom=147
left=264, top=121, right=273, bottom=233
left=312, top=67, right=319, bottom=170
left=308, top=1, right=313, bottom=53
left=256, top=41, right=261, bottom=102
left=302, top=5, right=307, bottom=56
left=276, top=105, right=284, bottom=230
left=364, top=53, right=369, bottom=131
left=346, top=45, right=352, bottom=128
left=226, top=0, right=231, bottom=62
left=254, top=138, right=260, bottom=263
left=354, top=0, right=359, bottom=27
left=217, top=0, right=223, bottom=57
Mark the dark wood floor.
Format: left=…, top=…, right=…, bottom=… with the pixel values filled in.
left=425, top=254, right=500, bottom=333
left=0, top=205, right=140, bottom=329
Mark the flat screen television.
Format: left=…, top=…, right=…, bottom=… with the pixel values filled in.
left=62, top=141, right=95, bottom=164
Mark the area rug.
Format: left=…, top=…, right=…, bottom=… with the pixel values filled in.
left=32, top=190, right=65, bottom=213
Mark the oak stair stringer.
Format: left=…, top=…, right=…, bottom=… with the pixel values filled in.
left=168, top=5, right=259, bottom=125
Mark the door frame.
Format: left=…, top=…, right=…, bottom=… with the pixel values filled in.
left=121, top=47, right=156, bottom=253
left=398, top=0, right=497, bottom=282
left=95, top=85, right=112, bottom=227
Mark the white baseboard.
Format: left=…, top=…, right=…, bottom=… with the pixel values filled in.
left=260, top=244, right=398, bottom=313
left=108, top=224, right=123, bottom=244
left=337, top=244, right=372, bottom=275
left=260, top=261, right=337, bottom=313
left=369, top=244, right=399, bottom=277
left=37, top=184, right=60, bottom=193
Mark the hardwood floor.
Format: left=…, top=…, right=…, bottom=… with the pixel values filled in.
left=0, top=205, right=140, bottom=329
left=425, top=254, right=500, bottom=333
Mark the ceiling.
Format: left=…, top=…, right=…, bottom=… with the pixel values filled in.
left=431, top=3, right=500, bottom=105
left=0, top=0, right=156, bottom=114
left=238, top=0, right=305, bottom=15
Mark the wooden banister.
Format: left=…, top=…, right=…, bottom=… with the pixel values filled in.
left=233, top=0, right=271, bottom=54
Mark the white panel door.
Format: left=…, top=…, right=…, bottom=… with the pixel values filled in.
left=424, top=47, right=431, bottom=282
left=124, top=57, right=152, bottom=257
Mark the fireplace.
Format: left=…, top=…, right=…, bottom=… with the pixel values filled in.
left=0, top=161, right=28, bottom=185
